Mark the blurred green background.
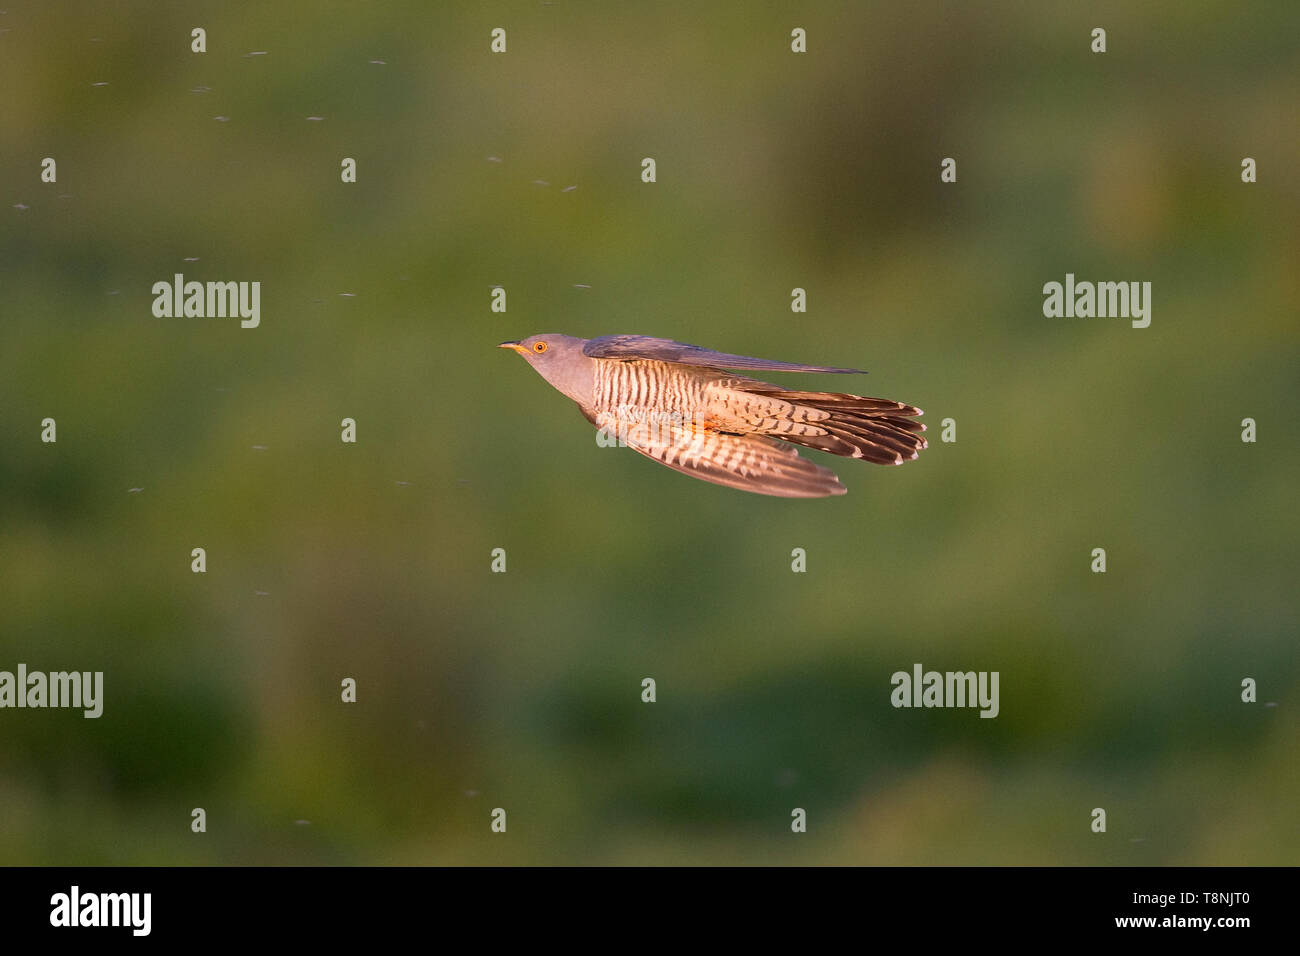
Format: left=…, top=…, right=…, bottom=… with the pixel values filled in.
left=1, top=1, right=1297, bottom=864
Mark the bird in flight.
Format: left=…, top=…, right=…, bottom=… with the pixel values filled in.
left=499, top=334, right=926, bottom=498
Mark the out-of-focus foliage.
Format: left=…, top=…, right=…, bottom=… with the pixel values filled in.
left=1, top=1, right=1296, bottom=864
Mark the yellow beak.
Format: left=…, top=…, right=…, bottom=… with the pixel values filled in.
left=498, top=341, right=526, bottom=354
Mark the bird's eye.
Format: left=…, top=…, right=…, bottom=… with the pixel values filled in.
left=533, top=341, right=548, bottom=353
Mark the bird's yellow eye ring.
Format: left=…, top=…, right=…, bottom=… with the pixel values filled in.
left=532, top=341, right=548, bottom=353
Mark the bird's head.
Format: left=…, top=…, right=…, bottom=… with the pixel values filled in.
left=498, top=334, right=594, bottom=405
left=497, top=333, right=583, bottom=368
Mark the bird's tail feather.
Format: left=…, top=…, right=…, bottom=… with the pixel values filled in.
left=746, top=389, right=928, bottom=465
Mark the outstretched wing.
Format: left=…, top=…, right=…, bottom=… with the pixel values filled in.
left=582, top=335, right=866, bottom=374
left=607, top=417, right=847, bottom=498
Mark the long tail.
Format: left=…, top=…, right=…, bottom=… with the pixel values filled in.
left=745, top=388, right=928, bottom=465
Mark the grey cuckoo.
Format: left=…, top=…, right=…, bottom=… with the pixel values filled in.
left=499, top=334, right=926, bottom=498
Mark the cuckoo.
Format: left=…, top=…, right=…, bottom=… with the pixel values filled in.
left=498, top=334, right=926, bottom=498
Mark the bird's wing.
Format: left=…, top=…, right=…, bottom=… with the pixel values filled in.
left=582, top=335, right=865, bottom=374
left=612, top=419, right=847, bottom=498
